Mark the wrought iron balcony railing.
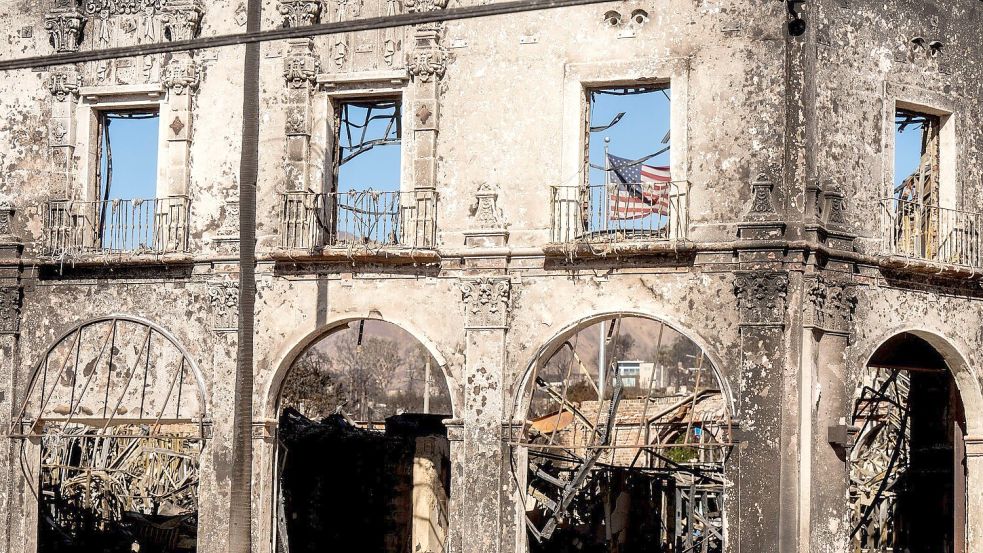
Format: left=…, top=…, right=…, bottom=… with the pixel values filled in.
left=880, top=198, right=983, bottom=268
left=43, top=197, right=191, bottom=257
left=550, top=182, right=688, bottom=244
left=280, top=189, right=437, bottom=252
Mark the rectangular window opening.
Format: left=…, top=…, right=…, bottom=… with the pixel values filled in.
left=894, top=108, right=941, bottom=204
left=892, top=108, right=951, bottom=262
left=324, top=98, right=408, bottom=247
left=94, top=109, right=162, bottom=252
left=584, top=85, right=674, bottom=240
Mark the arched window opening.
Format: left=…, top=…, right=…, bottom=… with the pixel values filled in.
left=511, top=315, right=733, bottom=553
left=12, top=317, right=206, bottom=553
left=851, top=332, right=967, bottom=553
left=275, top=319, right=452, bottom=553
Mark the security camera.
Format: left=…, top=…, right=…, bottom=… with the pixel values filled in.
left=788, top=18, right=806, bottom=36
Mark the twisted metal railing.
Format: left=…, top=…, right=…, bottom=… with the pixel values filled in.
left=880, top=198, right=983, bottom=268
left=43, top=197, right=191, bottom=257
left=549, top=182, right=688, bottom=244
left=280, top=189, right=437, bottom=251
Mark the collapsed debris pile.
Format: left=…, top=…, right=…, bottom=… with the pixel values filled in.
left=38, top=424, right=200, bottom=553
left=513, top=316, right=732, bottom=553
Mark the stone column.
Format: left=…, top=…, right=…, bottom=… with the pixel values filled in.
left=0, top=203, right=23, bottom=553
left=733, top=270, right=791, bottom=553
left=459, top=277, right=511, bottom=553
left=964, top=438, right=983, bottom=551
left=733, top=172, right=799, bottom=553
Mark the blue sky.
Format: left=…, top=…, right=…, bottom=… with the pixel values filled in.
left=99, top=115, right=159, bottom=200
left=588, top=89, right=671, bottom=185
left=894, top=123, right=924, bottom=191
left=336, top=103, right=401, bottom=193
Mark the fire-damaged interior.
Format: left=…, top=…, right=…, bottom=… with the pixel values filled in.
left=511, top=316, right=732, bottom=553
left=275, top=320, right=452, bottom=553
left=13, top=318, right=206, bottom=553
left=850, top=332, right=967, bottom=553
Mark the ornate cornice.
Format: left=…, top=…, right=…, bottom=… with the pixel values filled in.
left=734, top=271, right=788, bottom=327
left=461, top=278, right=511, bottom=329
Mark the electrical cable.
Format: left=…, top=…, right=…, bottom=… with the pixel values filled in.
left=2, top=0, right=626, bottom=72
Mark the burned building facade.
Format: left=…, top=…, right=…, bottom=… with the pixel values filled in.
left=0, top=0, right=981, bottom=552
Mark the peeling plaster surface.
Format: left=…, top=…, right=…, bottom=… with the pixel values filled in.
left=0, top=1, right=981, bottom=553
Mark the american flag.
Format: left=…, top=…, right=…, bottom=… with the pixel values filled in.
left=606, top=154, right=671, bottom=219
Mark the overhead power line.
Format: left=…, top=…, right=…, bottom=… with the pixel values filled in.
left=1, top=0, right=616, bottom=72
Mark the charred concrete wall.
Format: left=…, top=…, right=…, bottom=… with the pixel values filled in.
left=0, top=1, right=979, bottom=552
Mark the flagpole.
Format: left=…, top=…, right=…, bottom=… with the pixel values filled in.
left=599, top=138, right=610, bottom=400
left=603, top=137, right=610, bottom=233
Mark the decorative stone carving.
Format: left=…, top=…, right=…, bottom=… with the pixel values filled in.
left=217, top=200, right=240, bottom=238
left=823, top=189, right=846, bottom=226
left=734, top=271, right=788, bottom=326
left=403, top=0, right=447, bottom=12
left=804, top=277, right=857, bottom=335
left=0, top=202, right=14, bottom=237
left=162, top=58, right=200, bottom=94
left=278, top=0, right=323, bottom=27
left=208, top=281, right=239, bottom=332
left=285, top=106, right=307, bottom=135
left=161, top=0, right=203, bottom=42
left=0, top=287, right=21, bottom=335
left=461, top=278, right=511, bottom=329
left=47, top=71, right=82, bottom=101
left=473, top=183, right=502, bottom=228
left=748, top=174, right=777, bottom=217
left=407, top=24, right=448, bottom=82
left=283, top=39, right=320, bottom=88
left=45, top=9, right=86, bottom=53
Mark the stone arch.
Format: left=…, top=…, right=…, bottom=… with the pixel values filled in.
left=267, top=314, right=458, bottom=553
left=511, top=310, right=735, bottom=552
left=512, top=309, right=736, bottom=422
left=13, top=315, right=207, bottom=553
left=14, top=314, right=207, bottom=433
left=264, top=313, right=457, bottom=419
left=850, top=327, right=983, bottom=553
left=861, top=326, right=983, bottom=435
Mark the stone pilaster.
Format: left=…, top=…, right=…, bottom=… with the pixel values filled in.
left=283, top=39, right=320, bottom=191
left=45, top=4, right=85, bottom=53
left=406, top=22, right=447, bottom=193
left=47, top=69, right=80, bottom=199
left=163, top=55, right=199, bottom=197
left=0, top=205, right=22, bottom=553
